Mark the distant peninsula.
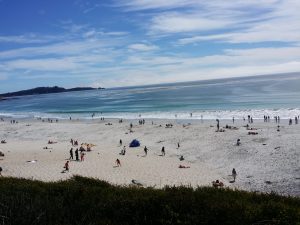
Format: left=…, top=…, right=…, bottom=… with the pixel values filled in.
left=0, top=86, right=104, bottom=100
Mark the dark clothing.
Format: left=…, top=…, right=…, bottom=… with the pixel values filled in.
left=75, top=149, right=79, bottom=161
left=69, top=149, right=73, bottom=160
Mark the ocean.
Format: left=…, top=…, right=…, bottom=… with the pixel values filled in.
left=1, top=73, right=300, bottom=120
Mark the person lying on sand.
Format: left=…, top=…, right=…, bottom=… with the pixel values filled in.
left=1, top=140, right=6, bottom=144
left=225, top=125, right=238, bottom=130
left=119, top=146, right=126, bottom=155
left=248, top=131, right=258, bottom=135
left=212, top=180, right=224, bottom=188
left=131, top=179, right=143, bottom=186
left=179, top=165, right=190, bottom=168
left=43, top=146, right=52, bottom=150
left=216, top=129, right=225, bottom=132
left=246, top=127, right=257, bottom=130
left=48, top=140, right=57, bottom=144
left=165, top=123, right=173, bottom=128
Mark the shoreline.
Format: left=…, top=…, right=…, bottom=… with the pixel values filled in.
left=0, top=117, right=299, bottom=196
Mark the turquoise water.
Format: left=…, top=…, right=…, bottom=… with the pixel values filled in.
left=1, top=73, right=300, bottom=119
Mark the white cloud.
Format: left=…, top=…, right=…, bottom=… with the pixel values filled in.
left=175, top=0, right=300, bottom=44
left=0, top=34, right=61, bottom=44
left=0, top=38, right=123, bottom=59
left=128, top=43, right=158, bottom=51
left=88, top=46, right=300, bottom=87
left=114, top=0, right=194, bottom=11
left=117, top=0, right=300, bottom=45
left=150, top=13, right=234, bottom=34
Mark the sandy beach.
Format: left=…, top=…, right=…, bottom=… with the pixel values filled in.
left=0, top=117, right=299, bottom=196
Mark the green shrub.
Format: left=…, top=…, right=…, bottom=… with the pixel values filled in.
left=0, top=176, right=299, bottom=225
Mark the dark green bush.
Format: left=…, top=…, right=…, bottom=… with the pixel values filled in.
left=0, top=176, right=299, bottom=225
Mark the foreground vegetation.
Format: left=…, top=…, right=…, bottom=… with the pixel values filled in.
left=0, top=176, right=299, bottom=225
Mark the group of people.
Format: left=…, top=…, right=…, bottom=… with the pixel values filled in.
left=70, top=139, right=79, bottom=146
left=64, top=139, right=95, bottom=171
left=212, top=168, right=237, bottom=188
left=138, top=119, right=145, bottom=125
left=69, top=148, right=85, bottom=162
left=263, top=115, right=270, bottom=122
left=247, top=115, right=254, bottom=124
left=289, top=116, right=299, bottom=125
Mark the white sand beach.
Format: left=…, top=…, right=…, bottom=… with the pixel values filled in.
left=0, top=118, right=299, bottom=196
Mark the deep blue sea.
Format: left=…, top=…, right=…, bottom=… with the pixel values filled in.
left=1, top=73, right=300, bottom=120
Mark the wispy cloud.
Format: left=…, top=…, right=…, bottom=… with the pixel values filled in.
left=0, top=34, right=61, bottom=44
left=128, top=43, right=158, bottom=51
left=116, top=0, right=300, bottom=45
left=149, top=12, right=235, bottom=34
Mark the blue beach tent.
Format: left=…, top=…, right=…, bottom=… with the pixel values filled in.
left=129, top=139, right=140, bottom=147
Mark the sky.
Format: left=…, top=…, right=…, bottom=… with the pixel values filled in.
left=0, top=0, right=300, bottom=92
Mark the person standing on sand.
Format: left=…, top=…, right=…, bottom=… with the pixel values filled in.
left=75, top=148, right=79, bottom=161
left=144, top=146, right=148, bottom=156
left=232, top=168, right=237, bottom=182
left=119, top=139, right=122, bottom=146
left=161, top=146, right=165, bottom=156
left=116, top=159, right=121, bottom=167
left=69, top=148, right=73, bottom=160
left=216, top=119, right=220, bottom=131
left=0, top=166, right=2, bottom=176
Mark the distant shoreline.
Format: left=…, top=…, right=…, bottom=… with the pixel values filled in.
left=0, top=86, right=104, bottom=99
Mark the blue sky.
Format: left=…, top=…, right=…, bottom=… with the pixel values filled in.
left=0, top=0, right=300, bottom=92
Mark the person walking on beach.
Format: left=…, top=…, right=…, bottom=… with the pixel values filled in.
left=216, top=119, right=220, bottom=131
left=121, top=146, right=126, bottom=155
left=177, top=142, right=180, bottom=149
left=69, top=148, right=73, bottom=160
left=232, top=168, right=237, bottom=182
left=116, top=159, right=121, bottom=167
left=144, top=146, right=148, bottom=156
left=64, top=161, right=69, bottom=172
left=75, top=148, right=79, bottom=161
left=236, top=139, right=241, bottom=146
left=119, top=139, right=122, bottom=146
left=161, top=146, right=165, bottom=156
